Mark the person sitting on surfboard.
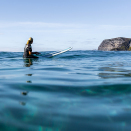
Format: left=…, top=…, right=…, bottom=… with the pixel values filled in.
left=23, top=37, right=40, bottom=58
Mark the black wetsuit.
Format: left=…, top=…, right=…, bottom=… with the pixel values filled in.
left=23, top=44, right=38, bottom=58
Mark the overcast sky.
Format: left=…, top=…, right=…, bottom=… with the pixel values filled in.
left=0, top=0, right=131, bottom=52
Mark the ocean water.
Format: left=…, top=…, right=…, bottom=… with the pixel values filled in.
left=1, top=50, right=131, bottom=131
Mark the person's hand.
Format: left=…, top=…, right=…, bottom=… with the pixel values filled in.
left=36, top=52, right=40, bottom=55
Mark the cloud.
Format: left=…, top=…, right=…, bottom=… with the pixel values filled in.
left=99, top=25, right=131, bottom=30
left=1, top=21, right=131, bottom=32
left=0, top=22, right=90, bottom=29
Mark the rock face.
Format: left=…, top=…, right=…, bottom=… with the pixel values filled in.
left=98, top=37, right=131, bottom=51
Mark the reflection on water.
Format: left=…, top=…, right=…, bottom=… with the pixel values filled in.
left=19, top=101, right=26, bottom=106
left=19, top=91, right=29, bottom=106
left=20, top=59, right=34, bottom=107
left=26, top=74, right=33, bottom=76
left=23, top=58, right=33, bottom=67
left=99, top=67, right=131, bottom=79
left=21, top=91, right=28, bottom=96
left=26, top=80, right=32, bottom=83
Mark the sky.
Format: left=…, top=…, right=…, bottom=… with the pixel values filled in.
left=1, top=0, right=131, bottom=52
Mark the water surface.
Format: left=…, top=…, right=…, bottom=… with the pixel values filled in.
left=0, top=50, right=131, bottom=131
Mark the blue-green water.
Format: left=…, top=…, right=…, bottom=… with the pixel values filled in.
left=1, top=50, right=131, bottom=131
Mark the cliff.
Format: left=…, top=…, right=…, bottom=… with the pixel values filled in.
left=98, top=37, right=131, bottom=51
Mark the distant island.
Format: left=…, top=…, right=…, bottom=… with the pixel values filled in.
left=98, top=37, right=131, bottom=51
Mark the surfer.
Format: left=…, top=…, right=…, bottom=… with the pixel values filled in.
left=23, top=37, right=40, bottom=58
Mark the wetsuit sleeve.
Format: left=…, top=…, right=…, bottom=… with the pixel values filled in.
left=27, top=45, right=32, bottom=52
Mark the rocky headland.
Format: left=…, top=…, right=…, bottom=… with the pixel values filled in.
left=98, top=37, right=131, bottom=51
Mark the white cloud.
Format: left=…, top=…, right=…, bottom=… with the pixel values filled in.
left=0, top=22, right=90, bottom=29
left=99, top=25, right=131, bottom=30
left=1, top=21, right=131, bottom=31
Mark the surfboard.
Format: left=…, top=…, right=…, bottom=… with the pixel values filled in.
left=43, top=47, right=72, bottom=58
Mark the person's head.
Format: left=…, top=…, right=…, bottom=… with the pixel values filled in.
left=27, top=37, right=33, bottom=45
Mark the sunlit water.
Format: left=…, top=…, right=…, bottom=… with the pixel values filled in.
left=1, top=50, right=131, bottom=131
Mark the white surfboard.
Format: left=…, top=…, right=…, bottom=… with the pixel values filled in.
left=43, top=47, right=72, bottom=58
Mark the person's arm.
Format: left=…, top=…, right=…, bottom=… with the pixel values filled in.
left=32, top=52, right=40, bottom=55
left=28, top=45, right=33, bottom=55
left=28, top=45, right=40, bottom=55
left=29, top=51, right=32, bottom=55
left=29, top=51, right=40, bottom=55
